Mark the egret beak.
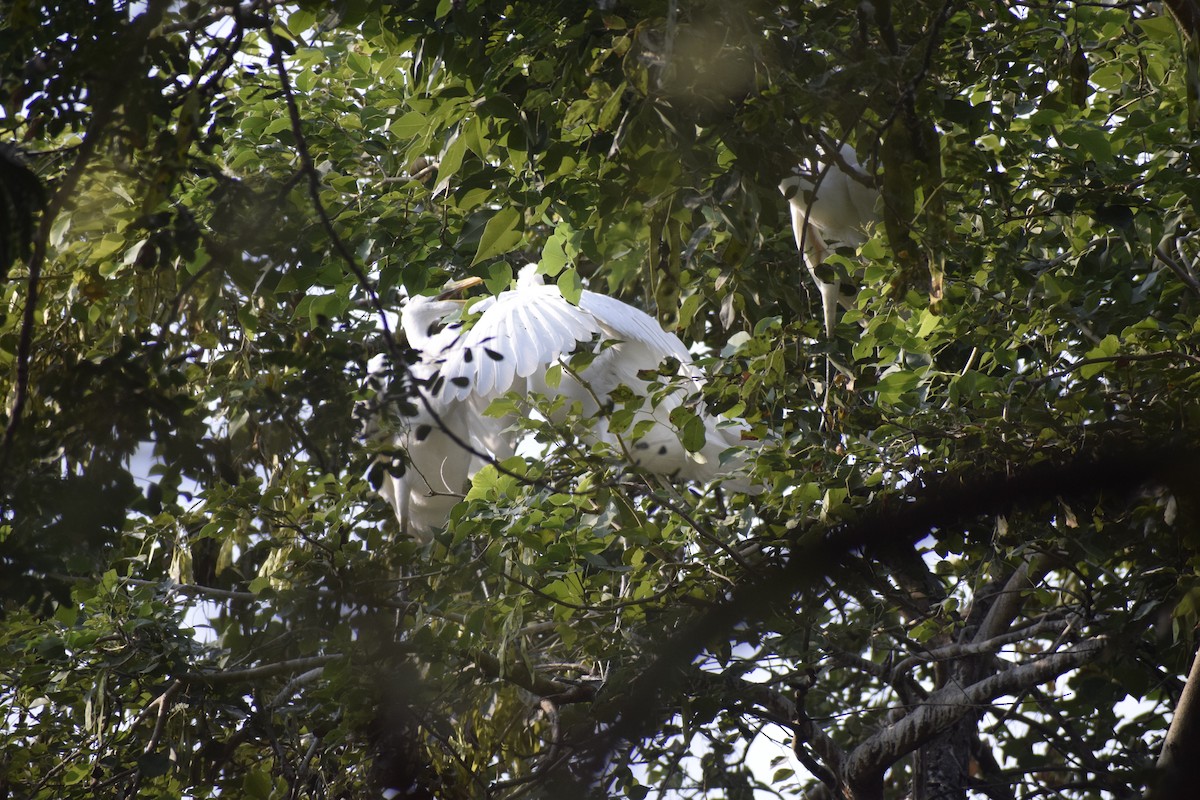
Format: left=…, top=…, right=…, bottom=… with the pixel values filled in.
left=436, top=276, right=485, bottom=300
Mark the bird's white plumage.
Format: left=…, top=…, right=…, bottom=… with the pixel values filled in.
left=366, top=265, right=754, bottom=539
left=780, top=142, right=880, bottom=337
left=435, top=276, right=599, bottom=402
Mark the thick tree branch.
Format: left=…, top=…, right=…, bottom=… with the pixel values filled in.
left=844, top=637, right=1108, bottom=789
left=1165, top=0, right=1200, bottom=40
left=1149, top=641, right=1200, bottom=800
left=890, top=616, right=1073, bottom=684
left=973, top=554, right=1049, bottom=646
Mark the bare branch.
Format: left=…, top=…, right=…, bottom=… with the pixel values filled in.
left=131, top=679, right=183, bottom=754
left=890, top=616, right=1073, bottom=684
left=183, top=654, right=342, bottom=684
left=271, top=667, right=327, bottom=707
left=845, top=637, right=1108, bottom=788
left=973, top=554, right=1049, bottom=645
left=1149, top=642, right=1200, bottom=799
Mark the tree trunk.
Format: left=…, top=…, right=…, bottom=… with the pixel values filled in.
left=913, top=717, right=973, bottom=800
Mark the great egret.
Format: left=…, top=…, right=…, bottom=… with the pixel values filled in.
left=780, top=142, right=880, bottom=338
left=365, top=265, right=753, bottom=539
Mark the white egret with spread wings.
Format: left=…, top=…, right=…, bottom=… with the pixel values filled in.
left=365, top=265, right=753, bottom=539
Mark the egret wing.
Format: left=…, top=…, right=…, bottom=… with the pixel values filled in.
left=436, top=283, right=602, bottom=402
left=578, top=291, right=693, bottom=366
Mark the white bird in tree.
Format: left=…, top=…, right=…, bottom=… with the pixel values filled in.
left=366, top=264, right=754, bottom=539
left=780, top=141, right=880, bottom=338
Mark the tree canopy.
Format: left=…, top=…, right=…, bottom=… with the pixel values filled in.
left=4, top=1, right=1200, bottom=798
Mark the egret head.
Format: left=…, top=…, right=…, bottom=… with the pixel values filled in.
left=399, top=276, right=484, bottom=350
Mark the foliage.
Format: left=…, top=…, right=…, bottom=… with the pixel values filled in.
left=3, top=1, right=1200, bottom=798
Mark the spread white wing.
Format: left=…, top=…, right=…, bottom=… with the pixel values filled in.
left=365, top=265, right=755, bottom=539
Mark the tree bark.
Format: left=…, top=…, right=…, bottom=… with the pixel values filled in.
left=913, top=717, right=973, bottom=800
left=1149, top=642, right=1200, bottom=800
left=1164, top=0, right=1200, bottom=40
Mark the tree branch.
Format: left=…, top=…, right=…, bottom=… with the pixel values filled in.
left=890, top=616, right=1073, bottom=684
left=1153, top=244, right=1200, bottom=299
left=1164, top=0, right=1200, bottom=41
left=131, top=679, right=183, bottom=754
left=1149, top=640, right=1200, bottom=800
left=973, top=554, right=1049, bottom=646
left=844, top=637, right=1108, bottom=788
left=469, top=649, right=599, bottom=705
left=182, top=654, right=341, bottom=684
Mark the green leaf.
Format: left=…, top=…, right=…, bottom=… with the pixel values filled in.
left=237, top=306, right=258, bottom=337
left=243, top=767, right=274, bottom=800
left=286, top=8, right=315, bottom=32
left=556, top=267, right=583, bottom=304
left=389, top=111, right=427, bottom=139
left=874, top=370, right=924, bottom=405
left=669, top=407, right=707, bottom=453
left=598, top=81, right=627, bottom=130
left=486, top=261, right=513, bottom=295
left=471, top=207, right=523, bottom=265
left=914, top=309, right=941, bottom=338
left=1060, top=125, right=1113, bottom=163
left=247, top=576, right=274, bottom=595
left=542, top=235, right=569, bottom=275
left=92, top=234, right=124, bottom=261
left=264, top=116, right=293, bottom=136
left=1136, top=14, right=1178, bottom=41
left=348, top=50, right=372, bottom=76
left=122, top=239, right=148, bottom=267
left=63, top=763, right=91, bottom=786
left=437, top=130, right=470, bottom=187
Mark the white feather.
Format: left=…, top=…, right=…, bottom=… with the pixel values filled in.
left=364, top=265, right=757, bottom=538
left=780, top=142, right=880, bottom=337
